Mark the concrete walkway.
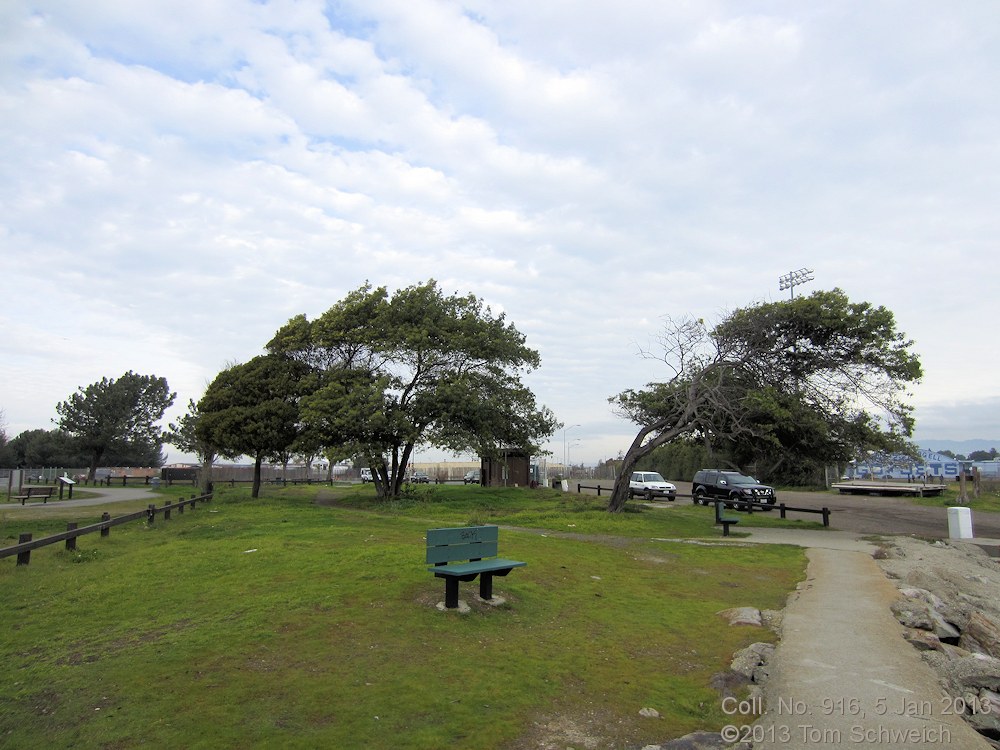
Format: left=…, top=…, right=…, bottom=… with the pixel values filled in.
left=740, top=527, right=992, bottom=749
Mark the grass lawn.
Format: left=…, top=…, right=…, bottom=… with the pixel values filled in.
left=907, top=482, right=1000, bottom=513
left=1, top=485, right=805, bottom=749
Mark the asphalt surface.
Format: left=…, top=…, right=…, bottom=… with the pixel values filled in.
left=3, top=485, right=158, bottom=510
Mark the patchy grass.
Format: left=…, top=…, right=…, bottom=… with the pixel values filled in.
left=1, top=485, right=805, bottom=749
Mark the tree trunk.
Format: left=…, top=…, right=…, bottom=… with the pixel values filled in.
left=252, top=454, right=263, bottom=498
left=200, top=455, right=214, bottom=495
left=88, top=449, right=103, bottom=482
left=607, top=420, right=693, bottom=512
left=608, top=430, right=656, bottom=512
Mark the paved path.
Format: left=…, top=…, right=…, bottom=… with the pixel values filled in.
left=3, top=486, right=157, bottom=510
left=740, top=527, right=993, bottom=749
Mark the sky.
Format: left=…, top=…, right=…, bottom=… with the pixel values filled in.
left=2, top=0, right=998, bottom=467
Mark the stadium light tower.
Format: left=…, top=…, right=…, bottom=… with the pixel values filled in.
left=778, top=268, right=814, bottom=299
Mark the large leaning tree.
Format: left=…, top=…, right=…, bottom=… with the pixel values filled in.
left=196, top=354, right=317, bottom=498
left=267, top=280, right=558, bottom=500
left=606, top=289, right=922, bottom=511
left=55, top=371, right=176, bottom=480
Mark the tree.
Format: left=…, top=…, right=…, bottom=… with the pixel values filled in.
left=0, top=409, right=12, bottom=468
left=607, top=289, right=922, bottom=511
left=55, top=372, right=176, bottom=479
left=268, top=280, right=557, bottom=499
left=166, top=399, right=222, bottom=493
left=197, top=355, right=315, bottom=498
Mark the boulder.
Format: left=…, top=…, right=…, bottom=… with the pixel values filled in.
left=933, top=652, right=1000, bottom=696
left=717, top=607, right=762, bottom=627
left=730, top=642, right=774, bottom=683
left=959, top=611, right=1000, bottom=660
left=890, top=598, right=960, bottom=640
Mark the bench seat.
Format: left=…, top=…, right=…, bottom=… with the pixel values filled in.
left=430, top=558, right=527, bottom=579
left=426, top=525, right=526, bottom=608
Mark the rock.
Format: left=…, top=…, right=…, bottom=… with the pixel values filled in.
left=760, top=609, right=783, bottom=632
left=959, top=610, right=1000, bottom=660
left=934, top=652, right=1000, bottom=697
left=903, top=628, right=944, bottom=652
left=898, top=586, right=946, bottom=611
left=639, top=707, right=661, bottom=718
left=717, top=607, right=762, bottom=627
left=890, top=599, right=961, bottom=640
left=730, top=642, right=774, bottom=682
left=965, top=687, right=1000, bottom=739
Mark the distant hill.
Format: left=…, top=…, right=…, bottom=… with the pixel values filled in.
left=917, top=439, right=1000, bottom=456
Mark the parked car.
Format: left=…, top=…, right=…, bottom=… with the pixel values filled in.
left=464, top=469, right=481, bottom=484
left=691, top=469, right=775, bottom=510
left=409, top=471, right=430, bottom=484
left=628, top=471, right=677, bottom=501
left=360, top=468, right=373, bottom=483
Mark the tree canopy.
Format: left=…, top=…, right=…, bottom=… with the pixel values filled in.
left=268, top=280, right=557, bottom=499
left=607, top=289, right=922, bottom=510
left=55, top=371, right=175, bottom=479
left=197, top=355, right=315, bottom=498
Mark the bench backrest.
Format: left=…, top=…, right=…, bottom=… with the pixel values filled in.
left=426, top=525, right=499, bottom=565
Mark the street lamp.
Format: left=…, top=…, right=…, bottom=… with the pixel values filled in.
left=563, top=424, right=580, bottom=479
left=566, top=438, right=582, bottom=480
left=778, top=268, right=814, bottom=299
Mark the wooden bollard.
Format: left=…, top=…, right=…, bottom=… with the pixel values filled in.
left=66, top=523, right=78, bottom=551
left=101, top=512, right=111, bottom=537
left=17, top=533, right=31, bottom=565
left=147, top=504, right=156, bottom=524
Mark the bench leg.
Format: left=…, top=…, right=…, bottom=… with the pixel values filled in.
left=444, top=577, right=460, bottom=609
left=479, top=573, right=494, bottom=601
left=722, top=521, right=731, bottom=537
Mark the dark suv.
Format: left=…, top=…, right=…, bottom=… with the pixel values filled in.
left=691, top=469, right=776, bottom=510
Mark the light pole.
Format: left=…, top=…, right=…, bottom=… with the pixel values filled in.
left=778, top=268, right=814, bottom=299
left=566, top=438, right=582, bottom=480
left=563, top=424, right=580, bottom=479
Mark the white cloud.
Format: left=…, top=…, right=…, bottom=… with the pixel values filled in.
left=2, top=0, right=999, bottom=464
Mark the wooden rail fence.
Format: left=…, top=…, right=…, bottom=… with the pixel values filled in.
left=575, top=484, right=831, bottom=527
left=0, top=493, right=213, bottom=566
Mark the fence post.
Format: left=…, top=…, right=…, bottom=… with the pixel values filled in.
left=16, top=533, right=31, bottom=566
left=164, top=501, right=171, bottom=521
left=65, top=523, right=78, bottom=551
left=822, top=508, right=830, bottom=527
left=101, top=512, right=111, bottom=537
left=779, top=503, right=787, bottom=519
left=147, top=504, right=156, bottom=524
left=190, top=494, right=197, bottom=510
left=178, top=498, right=184, bottom=514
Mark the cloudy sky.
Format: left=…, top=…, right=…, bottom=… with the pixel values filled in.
left=2, top=1, right=998, bottom=466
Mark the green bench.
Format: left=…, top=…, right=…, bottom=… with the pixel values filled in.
left=13, top=487, right=56, bottom=505
left=714, top=500, right=740, bottom=537
left=426, top=525, right=526, bottom=609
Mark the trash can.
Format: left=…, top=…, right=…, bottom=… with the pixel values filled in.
left=151, top=476, right=161, bottom=489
